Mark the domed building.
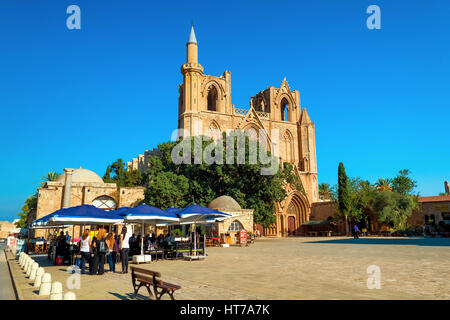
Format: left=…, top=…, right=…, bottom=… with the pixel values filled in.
left=32, top=167, right=145, bottom=238
left=207, top=195, right=254, bottom=244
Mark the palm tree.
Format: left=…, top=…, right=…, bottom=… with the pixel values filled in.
left=318, top=183, right=331, bottom=200
left=375, top=178, right=391, bottom=191
left=39, top=171, right=61, bottom=188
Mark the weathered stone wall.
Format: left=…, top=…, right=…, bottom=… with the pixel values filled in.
left=34, top=182, right=145, bottom=239
left=310, top=201, right=336, bottom=221
left=0, top=221, right=15, bottom=238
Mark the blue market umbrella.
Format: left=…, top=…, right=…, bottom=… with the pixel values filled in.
left=47, top=205, right=123, bottom=225
left=176, top=204, right=232, bottom=257
left=123, top=204, right=180, bottom=255
left=111, top=206, right=132, bottom=217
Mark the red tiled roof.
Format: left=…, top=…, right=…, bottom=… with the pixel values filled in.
left=419, top=195, right=450, bottom=203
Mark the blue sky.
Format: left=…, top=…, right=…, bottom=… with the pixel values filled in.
left=0, top=0, right=449, bottom=221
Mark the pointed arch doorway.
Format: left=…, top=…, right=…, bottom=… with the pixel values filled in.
left=288, top=216, right=296, bottom=235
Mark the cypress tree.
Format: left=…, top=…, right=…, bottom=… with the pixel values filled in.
left=338, top=162, right=350, bottom=234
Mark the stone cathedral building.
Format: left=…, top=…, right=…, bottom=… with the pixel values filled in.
left=129, top=26, right=320, bottom=237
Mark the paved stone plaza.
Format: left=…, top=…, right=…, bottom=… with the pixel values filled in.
left=8, top=237, right=450, bottom=300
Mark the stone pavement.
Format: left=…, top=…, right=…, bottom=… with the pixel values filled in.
left=1, top=250, right=16, bottom=300
left=7, top=237, right=450, bottom=300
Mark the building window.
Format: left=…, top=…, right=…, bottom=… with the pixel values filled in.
left=92, top=195, right=117, bottom=211
left=424, top=215, right=429, bottom=225
left=442, top=212, right=450, bottom=221
left=430, top=214, right=435, bottom=224
left=227, top=220, right=244, bottom=232
left=281, top=98, right=289, bottom=121
left=207, top=86, right=218, bottom=111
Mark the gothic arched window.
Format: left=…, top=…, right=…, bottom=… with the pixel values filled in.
left=207, top=85, right=218, bottom=111
left=281, top=98, right=289, bottom=121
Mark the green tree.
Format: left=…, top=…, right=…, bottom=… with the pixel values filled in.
left=15, top=195, right=38, bottom=228
left=141, top=132, right=302, bottom=226
left=375, top=178, right=392, bottom=191
left=39, top=172, right=61, bottom=188
left=390, top=169, right=417, bottom=195
left=318, top=183, right=331, bottom=200
left=103, top=158, right=144, bottom=187
left=373, top=190, right=417, bottom=230
left=337, top=162, right=351, bottom=234
left=145, top=171, right=190, bottom=209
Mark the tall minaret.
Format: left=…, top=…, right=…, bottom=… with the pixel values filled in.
left=179, top=25, right=204, bottom=137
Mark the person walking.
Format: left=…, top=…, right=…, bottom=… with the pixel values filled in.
left=353, top=224, right=360, bottom=239
left=105, top=233, right=116, bottom=273
left=91, top=228, right=107, bottom=275
left=120, top=226, right=131, bottom=274
left=79, top=229, right=91, bottom=274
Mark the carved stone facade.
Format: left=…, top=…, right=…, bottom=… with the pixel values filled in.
left=128, top=26, right=320, bottom=237
left=177, top=26, right=319, bottom=237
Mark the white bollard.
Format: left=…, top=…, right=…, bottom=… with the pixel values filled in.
left=63, top=292, right=76, bottom=300
left=20, top=256, right=28, bottom=268
left=49, top=281, right=63, bottom=300
left=24, top=259, right=31, bottom=272
left=30, top=262, right=39, bottom=280
left=27, top=261, right=37, bottom=277
left=18, top=253, right=24, bottom=264
left=25, top=259, right=33, bottom=274
left=20, top=256, right=27, bottom=268
left=38, top=273, right=52, bottom=296
left=34, top=268, right=45, bottom=288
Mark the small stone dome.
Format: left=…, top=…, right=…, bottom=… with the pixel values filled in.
left=56, top=168, right=104, bottom=184
left=208, top=195, right=241, bottom=211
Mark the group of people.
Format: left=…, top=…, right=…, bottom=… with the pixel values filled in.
left=129, top=232, right=176, bottom=255
left=78, top=226, right=132, bottom=275
left=51, top=227, right=179, bottom=275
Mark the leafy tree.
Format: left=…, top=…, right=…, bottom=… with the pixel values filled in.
left=390, top=169, right=417, bottom=195
left=373, top=190, right=417, bottom=230
left=103, top=158, right=144, bottom=187
left=142, top=132, right=303, bottom=227
left=15, top=195, right=38, bottom=228
left=337, top=162, right=351, bottom=233
left=145, top=171, right=190, bottom=209
left=347, top=178, right=377, bottom=225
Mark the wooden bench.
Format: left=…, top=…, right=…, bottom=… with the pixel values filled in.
left=131, top=266, right=181, bottom=300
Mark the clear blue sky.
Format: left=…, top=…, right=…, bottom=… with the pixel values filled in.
left=0, top=0, right=449, bottom=221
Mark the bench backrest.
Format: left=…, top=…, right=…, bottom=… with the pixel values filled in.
left=131, top=266, right=161, bottom=283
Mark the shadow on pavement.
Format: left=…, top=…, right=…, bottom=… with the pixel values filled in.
left=305, top=237, right=450, bottom=247
left=108, top=291, right=151, bottom=300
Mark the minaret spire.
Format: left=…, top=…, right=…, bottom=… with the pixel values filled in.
left=187, top=24, right=197, bottom=44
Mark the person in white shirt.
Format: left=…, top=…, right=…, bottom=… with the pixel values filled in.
left=120, top=226, right=131, bottom=274
left=79, top=229, right=91, bottom=274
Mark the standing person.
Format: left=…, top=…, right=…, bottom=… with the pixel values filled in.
left=79, top=229, right=91, bottom=274
left=105, top=233, right=116, bottom=273
left=114, top=234, right=121, bottom=264
left=92, top=228, right=107, bottom=275
left=120, top=226, right=131, bottom=274
left=353, top=224, right=360, bottom=239
left=55, top=231, right=66, bottom=261
left=65, top=231, right=71, bottom=244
